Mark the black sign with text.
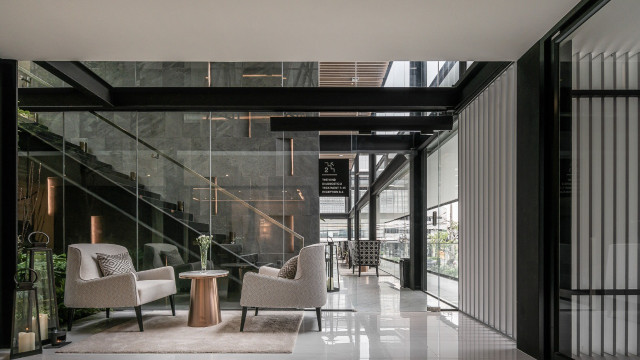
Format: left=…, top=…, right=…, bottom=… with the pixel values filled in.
left=319, top=159, right=349, bottom=197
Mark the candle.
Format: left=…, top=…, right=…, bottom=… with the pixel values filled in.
left=18, top=331, right=35, bottom=352
left=39, top=314, right=48, bottom=340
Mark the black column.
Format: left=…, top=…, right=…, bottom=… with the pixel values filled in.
left=516, top=41, right=557, bottom=360
left=409, top=150, right=423, bottom=290
left=368, top=154, right=376, bottom=240
left=0, top=59, right=18, bottom=348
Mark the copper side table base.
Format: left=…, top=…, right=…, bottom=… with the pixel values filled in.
left=179, top=270, right=229, bottom=328
left=188, top=278, right=221, bottom=327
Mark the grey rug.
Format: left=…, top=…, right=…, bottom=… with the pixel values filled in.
left=58, top=310, right=303, bottom=354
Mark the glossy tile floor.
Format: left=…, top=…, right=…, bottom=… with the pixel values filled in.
left=1, top=264, right=533, bottom=360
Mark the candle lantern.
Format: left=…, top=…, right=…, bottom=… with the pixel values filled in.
left=25, top=231, right=59, bottom=344
left=10, top=268, right=43, bottom=359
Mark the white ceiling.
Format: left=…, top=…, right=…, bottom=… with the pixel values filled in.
left=0, top=0, right=578, bottom=62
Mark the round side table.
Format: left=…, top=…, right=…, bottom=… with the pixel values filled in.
left=179, top=270, right=229, bottom=327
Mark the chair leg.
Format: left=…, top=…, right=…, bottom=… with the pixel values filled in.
left=352, top=265, right=355, bottom=274
left=169, top=295, right=176, bottom=316
left=67, top=308, right=74, bottom=331
left=254, top=307, right=259, bottom=316
left=240, top=307, right=248, bottom=332
left=134, top=306, right=143, bottom=332
left=358, top=266, right=361, bottom=277
left=376, top=266, right=379, bottom=277
left=316, top=307, right=322, bottom=332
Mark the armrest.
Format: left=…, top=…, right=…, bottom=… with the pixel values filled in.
left=66, top=272, right=138, bottom=308
left=241, top=272, right=303, bottom=308
left=258, top=266, right=280, bottom=277
left=136, top=266, right=175, bottom=281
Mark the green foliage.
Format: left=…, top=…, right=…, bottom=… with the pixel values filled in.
left=18, top=253, right=100, bottom=324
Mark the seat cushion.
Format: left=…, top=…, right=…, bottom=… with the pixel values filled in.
left=277, top=256, right=298, bottom=279
left=136, top=280, right=176, bottom=304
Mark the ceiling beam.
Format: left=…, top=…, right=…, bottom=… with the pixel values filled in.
left=19, top=86, right=457, bottom=112
left=34, top=61, right=113, bottom=106
left=270, top=115, right=452, bottom=133
left=319, top=134, right=428, bottom=153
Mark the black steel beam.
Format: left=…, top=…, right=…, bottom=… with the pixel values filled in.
left=0, top=59, right=18, bottom=348
left=455, top=61, right=512, bottom=112
left=319, top=135, right=428, bottom=153
left=19, top=86, right=458, bottom=112
left=34, top=61, right=113, bottom=106
left=370, top=154, right=409, bottom=195
left=571, top=89, right=640, bottom=97
left=270, top=116, right=453, bottom=133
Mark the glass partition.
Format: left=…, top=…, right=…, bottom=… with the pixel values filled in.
left=424, top=131, right=459, bottom=308
left=17, top=108, right=318, bottom=310
left=376, top=166, right=410, bottom=277
left=557, top=1, right=640, bottom=356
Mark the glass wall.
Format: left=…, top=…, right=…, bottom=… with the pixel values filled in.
left=376, top=166, right=410, bottom=276
left=557, top=1, right=640, bottom=357
left=358, top=204, right=370, bottom=240
left=424, top=131, right=459, bottom=308
left=320, top=218, right=348, bottom=242
left=17, top=62, right=321, bottom=311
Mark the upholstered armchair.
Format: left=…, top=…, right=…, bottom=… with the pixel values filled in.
left=239, top=244, right=327, bottom=331
left=64, top=243, right=177, bottom=332
left=350, top=240, right=381, bottom=277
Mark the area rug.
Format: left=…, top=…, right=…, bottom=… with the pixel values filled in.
left=57, top=310, right=303, bottom=354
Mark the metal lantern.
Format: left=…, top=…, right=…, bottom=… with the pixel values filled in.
left=326, top=240, right=340, bottom=292
left=25, top=231, right=59, bottom=344
left=10, top=269, right=43, bottom=359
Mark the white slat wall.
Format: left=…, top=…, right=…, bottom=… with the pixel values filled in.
left=459, top=64, right=517, bottom=338
left=571, top=51, right=639, bottom=358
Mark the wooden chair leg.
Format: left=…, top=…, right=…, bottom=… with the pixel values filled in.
left=254, top=307, right=259, bottom=316
left=67, top=308, right=74, bottom=331
left=106, top=308, right=110, bottom=318
left=240, top=307, right=248, bottom=332
left=316, top=307, right=322, bottom=332
left=134, top=306, right=143, bottom=332
left=169, top=295, right=176, bottom=316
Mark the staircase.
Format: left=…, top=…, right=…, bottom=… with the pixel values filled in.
left=18, top=115, right=302, bottom=301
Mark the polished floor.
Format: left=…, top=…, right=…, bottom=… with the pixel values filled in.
left=1, top=265, right=532, bottom=360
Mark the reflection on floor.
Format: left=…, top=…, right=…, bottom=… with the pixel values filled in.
left=0, top=263, right=533, bottom=360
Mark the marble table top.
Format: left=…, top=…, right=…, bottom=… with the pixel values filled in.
left=179, top=270, right=229, bottom=279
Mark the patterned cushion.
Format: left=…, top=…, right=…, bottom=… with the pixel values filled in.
left=277, top=256, right=298, bottom=279
left=96, top=252, right=136, bottom=278
left=160, top=249, right=185, bottom=266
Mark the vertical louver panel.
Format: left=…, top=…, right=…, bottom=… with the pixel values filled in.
left=570, top=51, right=639, bottom=358
left=459, top=64, right=517, bottom=338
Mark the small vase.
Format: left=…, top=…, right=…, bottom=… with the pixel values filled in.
left=200, top=246, right=208, bottom=272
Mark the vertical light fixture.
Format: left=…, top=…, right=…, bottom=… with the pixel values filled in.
left=90, top=216, right=103, bottom=244
left=47, top=177, right=60, bottom=216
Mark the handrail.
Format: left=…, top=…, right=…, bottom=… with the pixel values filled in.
left=18, top=118, right=260, bottom=270
left=88, top=111, right=304, bottom=242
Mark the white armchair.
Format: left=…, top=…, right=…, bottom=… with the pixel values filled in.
left=64, top=243, right=177, bottom=332
left=239, top=244, right=327, bottom=331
